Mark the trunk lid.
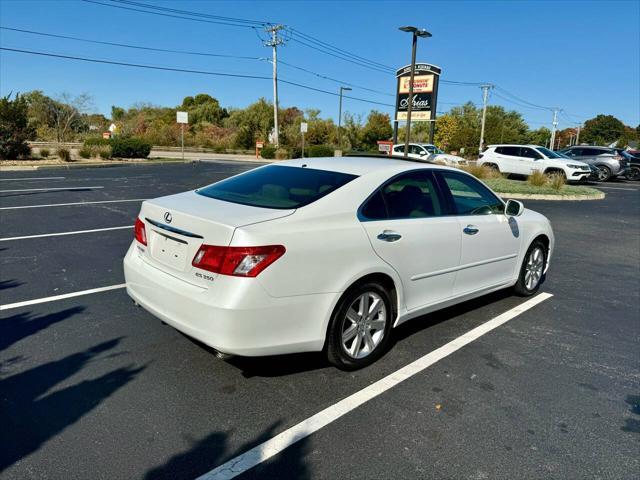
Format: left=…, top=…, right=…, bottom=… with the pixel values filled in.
left=139, top=191, right=294, bottom=287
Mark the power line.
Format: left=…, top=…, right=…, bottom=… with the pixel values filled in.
left=2, top=26, right=396, bottom=98
left=81, top=0, right=260, bottom=29
left=0, top=47, right=395, bottom=108
left=494, top=85, right=554, bottom=111
left=0, top=26, right=263, bottom=60
left=110, top=0, right=269, bottom=25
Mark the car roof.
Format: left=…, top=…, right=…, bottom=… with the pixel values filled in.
left=276, top=156, right=457, bottom=176
left=487, top=144, right=544, bottom=148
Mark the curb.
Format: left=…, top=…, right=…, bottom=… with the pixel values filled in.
left=0, top=159, right=197, bottom=172
left=498, top=191, right=605, bottom=201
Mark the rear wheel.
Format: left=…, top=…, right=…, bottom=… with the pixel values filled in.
left=596, top=165, right=612, bottom=182
left=326, top=282, right=393, bottom=370
left=484, top=163, right=500, bottom=173
left=626, top=166, right=640, bottom=181
left=514, top=240, right=547, bottom=296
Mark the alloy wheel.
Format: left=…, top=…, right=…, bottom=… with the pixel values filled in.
left=341, top=291, right=387, bottom=359
left=524, top=247, right=544, bottom=291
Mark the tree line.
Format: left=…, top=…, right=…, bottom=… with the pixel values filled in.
left=1, top=90, right=638, bottom=160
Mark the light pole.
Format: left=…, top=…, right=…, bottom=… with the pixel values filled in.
left=338, top=86, right=352, bottom=150
left=399, top=25, right=432, bottom=158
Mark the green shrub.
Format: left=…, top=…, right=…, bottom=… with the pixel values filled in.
left=289, top=147, right=303, bottom=159
left=98, top=146, right=112, bottom=159
left=260, top=145, right=276, bottom=159
left=39, top=148, right=50, bottom=158
left=0, top=93, right=35, bottom=159
left=528, top=170, right=547, bottom=187
left=110, top=138, right=152, bottom=158
left=212, top=145, right=226, bottom=153
left=78, top=147, right=92, bottom=159
left=307, top=144, right=334, bottom=157
left=84, top=137, right=111, bottom=147
left=275, top=148, right=290, bottom=160
left=56, top=147, right=72, bottom=162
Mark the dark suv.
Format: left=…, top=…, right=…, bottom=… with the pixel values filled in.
left=559, top=146, right=631, bottom=181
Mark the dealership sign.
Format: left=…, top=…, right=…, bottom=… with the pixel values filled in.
left=395, top=63, right=441, bottom=122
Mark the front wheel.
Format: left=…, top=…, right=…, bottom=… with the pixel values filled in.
left=514, top=240, right=547, bottom=296
left=326, top=282, right=393, bottom=370
left=596, top=165, right=612, bottom=182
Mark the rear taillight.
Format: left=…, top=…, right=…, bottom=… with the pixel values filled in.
left=192, top=245, right=285, bottom=277
left=134, top=217, right=147, bottom=245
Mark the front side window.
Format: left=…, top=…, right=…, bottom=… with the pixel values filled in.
left=521, top=147, right=542, bottom=159
left=197, top=165, right=357, bottom=209
left=360, top=171, right=443, bottom=220
left=437, top=172, right=504, bottom=215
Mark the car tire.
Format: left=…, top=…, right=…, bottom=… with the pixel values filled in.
left=484, top=163, right=500, bottom=173
left=626, top=166, right=640, bottom=181
left=514, top=240, right=547, bottom=297
left=326, top=281, right=393, bottom=370
left=596, top=165, right=612, bottom=182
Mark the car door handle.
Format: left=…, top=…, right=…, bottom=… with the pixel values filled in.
left=463, top=225, right=479, bottom=235
left=377, top=230, right=402, bottom=242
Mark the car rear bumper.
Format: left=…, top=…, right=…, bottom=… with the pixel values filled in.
left=123, top=243, right=335, bottom=356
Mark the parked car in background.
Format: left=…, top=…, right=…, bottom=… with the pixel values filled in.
left=618, top=150, right=640, bottom=181
left=478, top=144, right=591, bottom=181
left=124, top=156, right=554, bottom=370
left=559, top=146, right=631, bottom=181
left=392, top=143, right=467, bottom=166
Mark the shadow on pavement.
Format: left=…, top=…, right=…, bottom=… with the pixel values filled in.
left=0, top=279, right=23, bottom=291
left=0, top=337, right=145, bottom=473
left=0, top=306, right=86, bottom=352
left=622, top=394, right=640, bottom=434
left=144, top=420, right=310, bottom=480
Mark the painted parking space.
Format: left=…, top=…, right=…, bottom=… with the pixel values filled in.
left=1, top=162, right=638, bottom=479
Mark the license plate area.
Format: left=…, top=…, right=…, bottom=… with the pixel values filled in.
left=149, top=229, right=188, bottom=271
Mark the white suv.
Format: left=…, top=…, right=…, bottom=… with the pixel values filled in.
left=478, top=145, right=590, bottom=181
left=392, top=143, right=467, bottom=166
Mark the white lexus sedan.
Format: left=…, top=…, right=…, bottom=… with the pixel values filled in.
left=124, top=156, right=554, bottom=370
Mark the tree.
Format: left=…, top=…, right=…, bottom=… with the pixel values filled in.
left=581, top=114, right=625, bottom=145
left=526, top=127, right=551, bottom=147
left=0, top=93, right=36, bottom=159
left=434, top=114, right=460, bottom=150
left=361, top=111, right=392, bottom=148
left=44, top=93, right=93, bottom=142
left=180, top=93, right=228, bottom=125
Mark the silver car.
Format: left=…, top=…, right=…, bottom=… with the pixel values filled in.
left=559, top=146, right=631, bottom=181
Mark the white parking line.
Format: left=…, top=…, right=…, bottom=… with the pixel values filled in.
left=0, top=198, right=148, bottom=210
left=0, top=176, right=66, bottom=181
left=0, top=284, right=127, bottom=311
left=0, top=186, right=104, bottom=193
left=0, top=225, right=132, bottom=242
left=198, top=292, right=553, bottom=480
left=595, top=186, right=637, bottom=191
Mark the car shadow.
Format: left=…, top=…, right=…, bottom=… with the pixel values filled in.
left=197, top=289, right=514, bottom=378
left=621, top=394, right=640, bottom=434
left=0, top=337, right=146, bottom=473
left=0, top=279, right=24, bottom=291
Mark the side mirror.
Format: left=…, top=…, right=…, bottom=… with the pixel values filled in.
left=419, top=151, right=427, bottom=156
left=505, top=199, right=524, bottom=217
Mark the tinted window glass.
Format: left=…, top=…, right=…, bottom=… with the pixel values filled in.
left=381, top=172, right=442, bottom=219
left=197, top=165, right=357, bottom=209
left=521, top=147, right=541, bottom=159
left=500, top=146, right=521, bottom=157
left=438, top=172, right=504, bottom=215
left=537, top=147, right=562, bottom=158
left=360, top=191, right=387, bottom=220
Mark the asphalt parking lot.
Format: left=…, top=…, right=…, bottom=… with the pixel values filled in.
left=1, top=161, right=638, bottom=480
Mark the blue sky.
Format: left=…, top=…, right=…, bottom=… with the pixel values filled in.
left=1, top=0, right=638, bottom=130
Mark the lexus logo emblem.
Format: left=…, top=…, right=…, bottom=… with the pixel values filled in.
left=164, top=212, right=172, bottom=223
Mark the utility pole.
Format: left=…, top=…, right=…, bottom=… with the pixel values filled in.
left=549, top=108, right=560, bottom=151
left=264, top=25, right=285, bottom=147
left=338, top=86, right=352, bottom=151
left=576, top=124, right=581, bottom=145
left=478, top=84, right=493, bottom=154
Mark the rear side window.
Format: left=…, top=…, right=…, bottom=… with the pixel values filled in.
left=197, top=165, right=357, bottom=209
left=497, top=146, right=521, bottom=157
left=360, top=171, right=443, bottom=220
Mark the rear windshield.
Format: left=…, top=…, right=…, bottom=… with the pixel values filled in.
left=196, top=165, right=358, bottom=209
